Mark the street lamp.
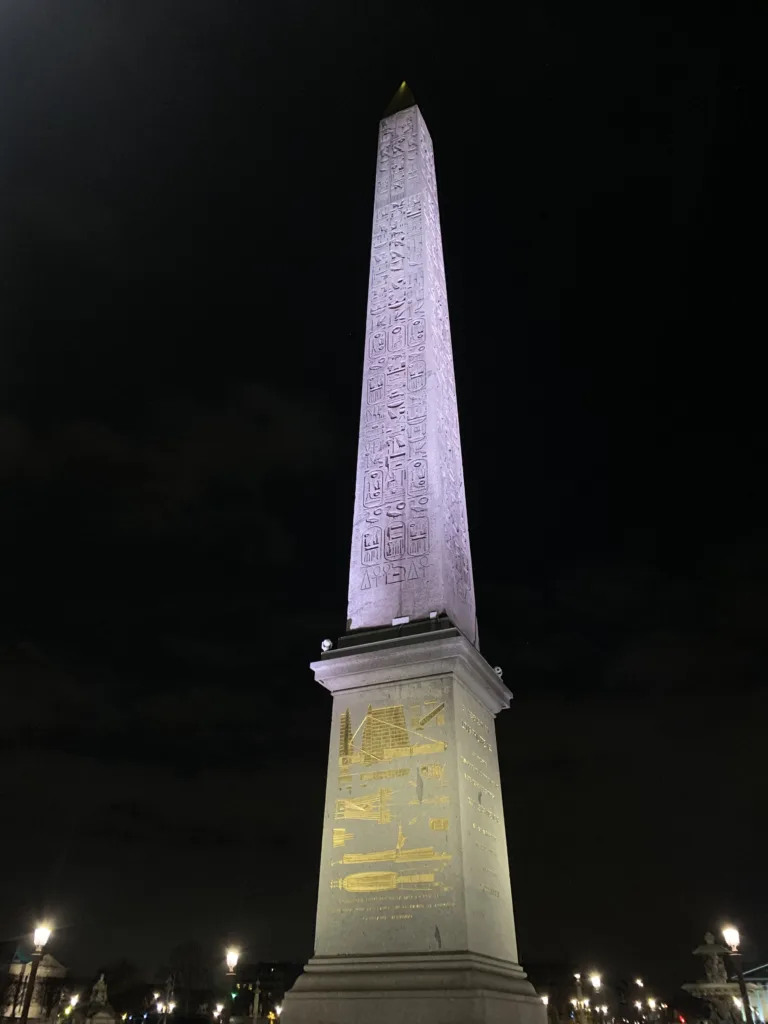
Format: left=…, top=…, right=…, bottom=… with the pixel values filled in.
left=542, top=996, right=550, bottom=1006
left=723, top=926, right=754, bottom=1024
left=226, top=950, right=239, bottom=977
left=636, top=980, right=644, bottom=989
left=648, top=999, right=657, bottom=1011
left=574, top=974, right=587, bottom=1024
left=19, top=923, right=53, bottom=1024
left=590, top=974, right=602, bottom=993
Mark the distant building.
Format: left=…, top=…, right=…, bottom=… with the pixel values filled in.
left=2, top=950, right=68, bottom=1021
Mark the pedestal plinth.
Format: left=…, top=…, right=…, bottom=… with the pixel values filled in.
left=282, top=625, right=545, bottom=1024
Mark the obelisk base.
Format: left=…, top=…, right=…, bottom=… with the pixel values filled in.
left=282, top=951, right=547, bottom=1024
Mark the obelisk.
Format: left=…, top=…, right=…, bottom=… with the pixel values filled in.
left=283, top=84, right=545, bottom=1024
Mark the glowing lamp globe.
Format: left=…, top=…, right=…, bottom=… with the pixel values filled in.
left=723, top=927, right=740, bottom=951
left=33, top=925, right=52, bottom=949
left=226, top=949, right=239, bottom=972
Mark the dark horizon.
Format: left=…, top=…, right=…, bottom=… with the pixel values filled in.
left=1, top=0, right=765, bottom=998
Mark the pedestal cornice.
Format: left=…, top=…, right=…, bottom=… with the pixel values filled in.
left=311, top=629, right=512, bottom=716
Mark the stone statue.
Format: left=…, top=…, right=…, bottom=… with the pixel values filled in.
left=91, top=974, right=108, bottom=1005
left=702, top=933, right=728, bottom=984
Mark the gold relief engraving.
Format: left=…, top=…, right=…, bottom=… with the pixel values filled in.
left=338, top=704, right=447, bottom=768
left=335, top=788, right=393, bottom=824
left=359, top=768, right=411, bottom=783
left=408, top=794, right=449, bottom=807
left=429, top=818, right=449, bottom=831
left=333, top=829, right=354, bottom=848
left=408, top=816, right=419, bottom=825
left=480, top=884, right=500, bottom=898
left=417, top=702, right=445, bottom=728
left=341, top=823, right=452, bottom=865
left=332, top=871, right=445, bottom=893
left=420, top=763, right=445, bottom=781
left=339, top=709, right=353, bottom=758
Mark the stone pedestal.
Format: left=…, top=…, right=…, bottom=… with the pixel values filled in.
left=282, top=627, right=545, bottom=1024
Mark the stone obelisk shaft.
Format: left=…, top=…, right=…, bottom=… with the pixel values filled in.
left=283, top=93, right=545, bottom=1024
left=347, top=103, right=477, bottom=645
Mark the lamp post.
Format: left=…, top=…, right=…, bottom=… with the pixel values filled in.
left=19, top=926, right=52, bottom=1024
left=574, top=975, right=587, bottom=1024
left=723, top=927, right=754, bottom=1024
left=225, top=950, right=239, bottom=1020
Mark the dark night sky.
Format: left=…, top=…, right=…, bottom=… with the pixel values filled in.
left=1, top=0, right=766, bottom=997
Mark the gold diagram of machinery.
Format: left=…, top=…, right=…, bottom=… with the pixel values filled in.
left=339, top=703, right=447, bottom=768
left=337, top=823, right=451, bottom=866
left=331, top=870, right=448, bottom=893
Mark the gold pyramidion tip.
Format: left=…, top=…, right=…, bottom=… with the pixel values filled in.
left=383, top=81, right=417, bottom=117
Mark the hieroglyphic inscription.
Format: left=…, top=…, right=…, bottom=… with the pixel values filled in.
left=348, top=102, right=477, bottom=643
left=420, top=116, right=474, bottom=617
left=359, top=107, right=433, bottom=599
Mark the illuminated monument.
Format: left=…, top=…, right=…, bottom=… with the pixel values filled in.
left=282, top=84, right=545, bottom=1024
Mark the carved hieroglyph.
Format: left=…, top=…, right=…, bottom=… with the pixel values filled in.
left=347, top=102, right=477, bottom=645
